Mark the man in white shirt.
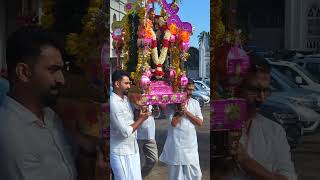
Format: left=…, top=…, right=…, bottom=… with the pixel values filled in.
left=135, top=105, right=160, bottom=178
left=232, top=53, right=297, bottom=180
left=0, top=26, right=77, bottom=180
left=110, top=70, right=150, bottom=180
left=160, top=80, right=203, bottom=180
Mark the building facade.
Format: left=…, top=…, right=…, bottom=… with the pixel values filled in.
left=239, top=0, right=320, bottom=52
left=199, top=33, right=210, bottom=79
left=285, top=0, right=320, bottom=51
left=110, top=0, right=128, bottom=59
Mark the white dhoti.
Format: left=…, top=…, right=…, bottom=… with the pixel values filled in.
left=110, top=152, right=142, bottom=180
left=168, top=164, right=202, bottom=180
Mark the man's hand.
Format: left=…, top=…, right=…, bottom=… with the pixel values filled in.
left=131, top=107, right=150, bottom=132
left=139, top=106, right=150, bottom=121
left=180, top=103, right=187, bottom=115
left=152, top=105, right=160, bottom=117
left=232, top=142, right=288, bottom=180
left=235, top=143, right=251, bottom=165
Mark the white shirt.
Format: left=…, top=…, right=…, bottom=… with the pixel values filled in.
left=0, top=96, right=77, bottom=180
left=238, top=114, right=297, bottom=180
left=110, top=92, right=139, bottom=155
left=137, top=105, right=156, bottom=140
left=160, top=98, right=203, bottom=165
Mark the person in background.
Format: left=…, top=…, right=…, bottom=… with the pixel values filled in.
left=160, top=79, right=203, bottom=180
left=232, top=53, right=297, bottom=180
left=110, top=70, right=150, bottom=180
left=134, top=104, right=160, bottom=178
left=0, top=26, right=77, bottom=180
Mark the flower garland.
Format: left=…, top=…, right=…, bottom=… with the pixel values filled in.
left=40, top=0, right=55, bottom=29
left=122, top=15, right=130, bottom=71
left=65, top=0, right=108, bottom=64
left=171, top=46, right=181, bottom=92
left=151, top=29, right=171, bottom=65
left=211, top=0, right=224, bottom=99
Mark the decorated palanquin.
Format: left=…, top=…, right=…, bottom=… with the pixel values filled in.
left=112, top=0, right=192, bottom=106
left=211, top=1, right=250, bottom=170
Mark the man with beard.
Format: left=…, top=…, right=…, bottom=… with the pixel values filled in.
left=232, top=53, right=297, bottom=180
left=0, top=26, right=77, bottom=180
left=160, top=80, right=203, bottom=180
left=110, top=70, right=150, bottom=180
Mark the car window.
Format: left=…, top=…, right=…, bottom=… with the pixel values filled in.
left=202, top=79, right=210, bottom=86
left=195, top=82, right=205, bottom=91
left=305, top=63, right=320, bottom=82
left=272, top=69, right=299, bottom=88
left=294, top=64, right=319, bottom=83
left=272, top=65, right=308, bottom=85
left=271, top=77, right=283, bottom=91
left=273, top=65, right=299, bottom=81
left=194, top=83, right=202, bottom=91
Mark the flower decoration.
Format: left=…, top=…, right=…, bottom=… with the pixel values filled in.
left=224, top=104, right=241, bottom=122
left=125, top=3, right=133, bottom=12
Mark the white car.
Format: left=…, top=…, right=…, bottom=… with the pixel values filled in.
left=194, top=80, right=210, bottom=95
left=292, top=57, right=320, bottom=82
left=267, top=59, right=320, bottom=93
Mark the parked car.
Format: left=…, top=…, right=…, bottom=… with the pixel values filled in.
left=267, top=59, right=320, bottom=93
left=292, top=57, right=320, bottom=82
left=192, top=92, right=206, bottom=108
left=202, top=78, right=210, bottom=87
left=191, top=81, right=209, bottom=103
left=269, top=68, right=320, bottom=133
left=260, top=100, right=303, bottom=149
left=194, top=80, right=210, bottom=96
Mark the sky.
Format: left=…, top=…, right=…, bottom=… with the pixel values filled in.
left=154, top=0, right=210, bottom=48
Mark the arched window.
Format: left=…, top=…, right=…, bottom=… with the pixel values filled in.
left=306, top=4, right=320, bottom=50
left=113, top=13, right=117, bottom=22
left=307, top=4, right=320, bottom=36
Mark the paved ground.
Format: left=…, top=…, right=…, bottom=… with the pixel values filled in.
left=144, top=104, right=211, bottom=180
left=293, top=131, right=320, bottom=180
left=126, top=104, right=320, bottom=180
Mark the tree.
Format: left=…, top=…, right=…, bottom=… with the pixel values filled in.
left=198, top=31, right=210, bottom=46
left=185, top=47, right=199, bottom=70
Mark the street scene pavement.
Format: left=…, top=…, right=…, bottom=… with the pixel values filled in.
left=293, top=131, right=320, bottom=180
left=144, top=104, right=211, bottom=180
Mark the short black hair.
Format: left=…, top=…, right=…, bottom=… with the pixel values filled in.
left=247, top=53, right=271, bottom=74
left=6, top=26, right=63, bottom=78
left=235, top=53, right=271, bottom=97
left=112, top=70, right=130, bottom=85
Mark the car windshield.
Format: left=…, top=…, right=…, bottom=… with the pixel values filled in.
left=272, top=69, right=299, bottom=88
left=194, top=83, right=205, bottom=91
left=294, top=64, right=319, bottom=83
left=204, top=79, right=210, bottom=86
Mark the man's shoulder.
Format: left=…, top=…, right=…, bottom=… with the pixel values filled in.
left=190, top=98, right=200, bottom=106
left=256, top=114, right=284, bottom=134
left=0, top=102, right=20, bottom=126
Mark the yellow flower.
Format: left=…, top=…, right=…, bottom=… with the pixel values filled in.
left=41, top=14, right=55, bottom=29
left=66, top=33, right=79, bottom=55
